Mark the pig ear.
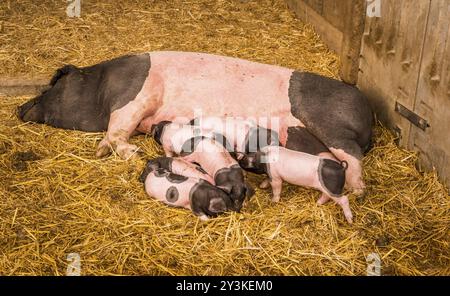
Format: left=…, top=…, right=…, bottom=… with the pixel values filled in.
left=208, top=198, right=227, bottom=214
left=217, top=184, right=233, bottom=194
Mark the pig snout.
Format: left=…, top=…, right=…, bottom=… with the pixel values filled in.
left=17, top=98, right=43, bottom=123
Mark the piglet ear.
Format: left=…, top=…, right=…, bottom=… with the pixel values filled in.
left=217, top=184, right=233, bottom=194
left=208, top=198, right=227, bottom=214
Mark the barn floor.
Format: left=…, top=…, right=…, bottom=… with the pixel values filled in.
left=0, top=0, right=449, bottom=275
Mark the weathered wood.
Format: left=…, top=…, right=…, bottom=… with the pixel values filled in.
left=285, top=0, right=343, bottom=53
left=358, top=0, right=431, bottom=149
left=322, top=0, right=345, bottom=32
left=339, top=0, right=365, bottom=84
left=0, top=77, right=49, bottom=96
left=409, top=0, right=450, bottom=187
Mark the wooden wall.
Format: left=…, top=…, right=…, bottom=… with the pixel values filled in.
left=286, top=0, right=450, bottom=189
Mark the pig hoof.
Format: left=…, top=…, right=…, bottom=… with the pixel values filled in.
left=116, top=143, right=140, bottom=160
left=96, top=142, right=112, bottom=158
left=199, top=214, right=210, bottom=221
left=271, top=196, right=280, bottom=202
left=352, top=188, right=365, bottom=196
left=345, top=214, right=354, bottom=224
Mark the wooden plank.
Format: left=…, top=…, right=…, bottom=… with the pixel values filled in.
left=339, top=0, right=365, bottom=84
left=286, top=0, right=343, bottom=53
left=322, top=0, right=345, bottom=31
left=357, top=0, right=431, bottom=148
left=409, top=0, right=450, bottom=187
left=0, top=77, right=49, bottom=96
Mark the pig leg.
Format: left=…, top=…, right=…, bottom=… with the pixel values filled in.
left=269, top=178, right=283, bottom=202
left=96, top=72, right=163, bottom=159
left=329, top=147, right=365, bottom=195
left=323, top=194, right=353, bottom=224
left=96, top=106, right=144, bottom=160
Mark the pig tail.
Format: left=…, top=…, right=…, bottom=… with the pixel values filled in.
left=340, top=160, right=349, bottom=170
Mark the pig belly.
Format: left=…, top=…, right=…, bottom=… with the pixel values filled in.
left=145, top=175, right=196, bottom=209
left=268, top=147, right=322, bottom=190
left=137, top=51, right=303, bottom=144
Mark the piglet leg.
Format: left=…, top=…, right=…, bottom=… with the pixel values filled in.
left=323, top=194, right=353, bottom=224
left=317, top=194, right=331, bottom=205
left=269, top=178, right=283, bottom=202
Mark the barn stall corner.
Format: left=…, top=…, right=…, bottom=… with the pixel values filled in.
left=0, top=0, right=449, bottom=275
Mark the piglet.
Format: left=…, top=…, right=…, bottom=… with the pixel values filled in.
left=238, top=146, right=353, bottom=223
left=139, top=164, right=233, bottom=221
left=151, top=121, right=254, bottom=211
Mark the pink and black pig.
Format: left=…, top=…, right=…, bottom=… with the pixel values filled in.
left=238, top=146, right=353, bottom=223
left=139, top=164, right=233, bottom=221
left=18, top=51, right=373, bottom=194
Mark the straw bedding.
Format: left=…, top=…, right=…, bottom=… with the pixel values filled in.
left=0, top=0, right=449, bottom=275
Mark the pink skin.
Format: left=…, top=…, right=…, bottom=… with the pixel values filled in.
left=170, top=157, right=215, bottom=184
left=181, top=138, right=238, bottom=179
left=192, top=117, right=256, bottom=153
left=159, top=123, right=213, bottom=156
left=262, top=146, right=353, bottom=223
left=144, top=172, right=196, bottom=211
left=94, top=51, right=363, bottom=194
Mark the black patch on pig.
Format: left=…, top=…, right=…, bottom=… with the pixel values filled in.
left=154, top=168, right=169, bottom=177
left=166, top=172, right=188, bottom=183
left=150, top=121, right=172, bottom=145
left=214, top=164, right=253, bottom=211
left=285, top=126, right=329, bottom=155
left=149, top=156, right=173, bottom=171
left=140, top=159, right=171, bottom=183
left=237, top=151, right=268, bottom=175
left=189, top=179, right=233, bottom=217
left=317, top=159, right=346, bottom=197
left=244, top=126, right=279, bottom=153
left=18, top=53, right=151, bottom=132
left=179, top=136, right=207, bottom=156
left=288, top=71, right=373, bottom=159
left=166, top=186, right=179, bottom=203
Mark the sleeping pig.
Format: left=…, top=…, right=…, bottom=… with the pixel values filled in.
left=139, top=164, right=233, bottom=221
left=238, top=145, right=353, bottom=223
